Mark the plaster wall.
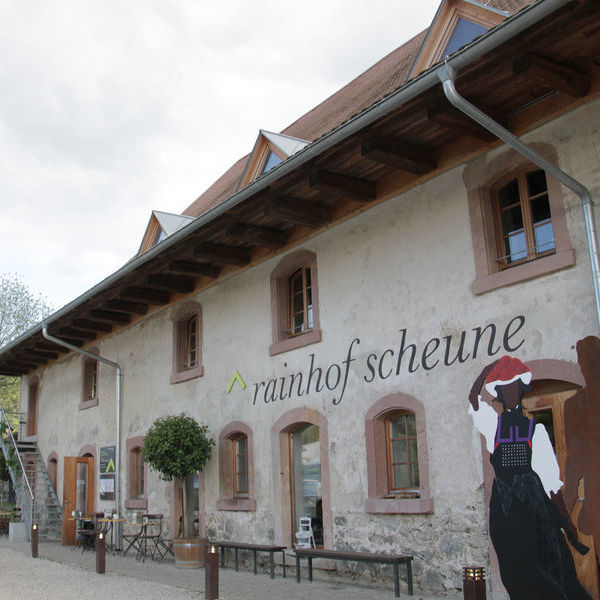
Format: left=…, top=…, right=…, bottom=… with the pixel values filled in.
left=23, top=101, right=599, bottom=595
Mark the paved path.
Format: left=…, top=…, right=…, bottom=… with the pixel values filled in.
left=0, top=538, right=458, bottom=600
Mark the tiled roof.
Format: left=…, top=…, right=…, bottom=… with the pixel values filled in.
left=183, top=0, right=534, bottom=219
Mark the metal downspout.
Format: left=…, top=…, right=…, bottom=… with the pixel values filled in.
left=41, top=323, right=123, bottom=550
left=437, top=63, right=600, bottom=332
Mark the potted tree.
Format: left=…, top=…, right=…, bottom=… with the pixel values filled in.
left=142, top=413, right=214, bottom=568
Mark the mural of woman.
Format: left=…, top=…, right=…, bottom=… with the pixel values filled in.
left=468, top=355, right=591, bottom=599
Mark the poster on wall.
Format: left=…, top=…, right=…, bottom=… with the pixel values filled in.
left=99, top=445, right=115, bottom=501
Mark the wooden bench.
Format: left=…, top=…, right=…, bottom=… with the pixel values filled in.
left=214, top=541, right=287, bottom=579
left=294, top=548, right=414, bottom=597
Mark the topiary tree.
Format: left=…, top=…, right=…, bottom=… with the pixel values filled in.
left=142, top=413, right=214, bottom=538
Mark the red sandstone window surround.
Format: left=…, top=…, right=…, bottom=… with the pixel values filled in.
left=171, top=301, right=204, bottom=384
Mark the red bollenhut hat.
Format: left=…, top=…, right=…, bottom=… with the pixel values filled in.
left=485, top=355, right=532, bottom=397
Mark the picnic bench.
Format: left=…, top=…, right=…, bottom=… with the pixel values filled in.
left=214, top=541, right=287, bottom=579
left=294, top=548, right=414, bottom=597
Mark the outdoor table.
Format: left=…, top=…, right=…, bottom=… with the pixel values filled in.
left=98, top=518, right=127, bottom=553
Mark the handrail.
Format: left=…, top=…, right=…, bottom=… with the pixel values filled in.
left=0, top=404, right=35, bottom=524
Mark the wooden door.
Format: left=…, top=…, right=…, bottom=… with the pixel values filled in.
left=61, top=456, right=94, bottom=545
left=26, top=383, right=38, bottom=437
left=524, top=389, right=600, bottom=599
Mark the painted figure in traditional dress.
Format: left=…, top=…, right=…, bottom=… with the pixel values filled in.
left=469, top=356, right=591, bottom=599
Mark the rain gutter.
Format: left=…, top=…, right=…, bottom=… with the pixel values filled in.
left=42, top=324, right=123, bottom=550
left=0, top=0, right=576, bottom=359
left=437, top=61, right=600, bottom=332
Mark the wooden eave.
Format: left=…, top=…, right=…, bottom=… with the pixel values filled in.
left=0, top=0, right=599, bottom=376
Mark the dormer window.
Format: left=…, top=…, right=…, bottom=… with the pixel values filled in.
left=138, top=210, right=195, bottom=256
left=408, top=0, right=507, bottom=78
left=238, top=130, right=309, bottom=190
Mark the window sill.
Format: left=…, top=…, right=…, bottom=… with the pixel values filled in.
left=216, top=497, right=257, bottom=511
left=473, top=248, right=575, bottom=295
left=365, top=496, right=434, bottom=514
left=170, top=364, right=204, bottom=384
left=79, top=398, right=99, bottom=411
left=125, top=498, right=147, bottom=510
left=269, top=329, right=322, bottom=356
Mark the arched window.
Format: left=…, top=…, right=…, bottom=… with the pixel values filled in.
left=464, top=143, right=574, bottom=294
left=365, top=393, right=433, bottom=514
left=385, top=411, right=420, bottom=496
left=270, top=250, right=322, bottom=356
left=171, top=302, right=204, bottom=384
left=492, top=169, right=555, bottom=269
left=217, top=422, right=256, bottom=511
left=125, top=436, right=147, bottom=510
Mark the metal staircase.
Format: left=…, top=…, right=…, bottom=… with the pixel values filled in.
left=0, top=407, right=62, bottom=540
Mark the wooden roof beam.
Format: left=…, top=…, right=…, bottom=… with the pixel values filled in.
left=105, top=299, right=149, bottom=316
left=145, top=274, right=196, bottom=294
left=58, top=327, right=97, bottom=341
left=27, top=349, right=60, bottom=361
left=73, top=318, right=114, bottom=332
left=427, top=100, right=502, bottom=141
left=169, top=261, right=221, bottom=279
left=89, top=309, right=132, bottom=325
left=309, top=170, right=377, bottom=203
left=193, top=243, right=251, bottom=266
left=362, top=136, right=437, bottom=174
left=120, top=287, right=171, bottom=306
left=264, top=196, right=332, bottom=229
left=226, top=223, right=288, bottom=249
left=513, top=52, right=590, bottom=98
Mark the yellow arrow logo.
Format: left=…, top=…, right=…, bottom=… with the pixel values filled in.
left=226, top=370, right=246, bottom=393
left=105, top=458, right=116, bottom=473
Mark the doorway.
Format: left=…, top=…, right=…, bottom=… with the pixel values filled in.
left=26, top=382, right=38, bottom=437
left=290, top=423, right=323, bottom=546
left=61, top=456, right=94, bottom=545
left=523, top=387, right=600, bottom=599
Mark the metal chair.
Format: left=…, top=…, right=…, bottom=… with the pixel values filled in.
left=77, top=512, right=104, bottom=553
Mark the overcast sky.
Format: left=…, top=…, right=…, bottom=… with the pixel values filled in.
left=0, top=0, right=441, bottom=311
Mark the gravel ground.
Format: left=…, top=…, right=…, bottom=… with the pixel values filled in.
left=0, top=545, right=199, bottom=600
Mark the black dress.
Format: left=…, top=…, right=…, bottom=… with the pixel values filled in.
left=489, top=410, right=591, bottom=599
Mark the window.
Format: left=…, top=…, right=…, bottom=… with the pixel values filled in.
left=262, top=151, right=282, bottom=174
left=233, top=434, right=249, bottom=498
left=492, top=169, right=556, bottom=268
left=80, top=352, right=99, bottom=410
left=385, top=412, right=420, bottom=497
left=365, top=393, right=433, bottom=514
left=125, top=436, right=147, bottom=509
left=270, top=250, right=322, bottom=356
left=217, top=422, right=256, bottom=511
left=171, top=302, right=204, bottom=384
left=288, top=266, right=313, bottom=336
left=464, top=144, right=574, bottom=294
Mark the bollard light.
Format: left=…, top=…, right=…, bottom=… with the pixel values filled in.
left=31, top=524, right=38, bottom=558
left=96, top=532, right=106, bottom=574
left=205, top=543, right=219, bottom=600
left=463, top=566, right=486, bottom=600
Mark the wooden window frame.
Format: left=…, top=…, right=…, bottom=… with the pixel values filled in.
left=287, top=266, right=313, bottom=337
left=269, top=249, right=322, bottom=356
left=80, top=351, right=99, bottom=410
left=385, top=411, right=420, bottom=497
left=171, top=302, right=204, bottom=384
left=125, top=436, right=148, bottom=510
left=217, top=422, right=256, bottom=511
left=464, top=143, right=575, bottom=295
left=365, top=393, right=433, bottom=514
left=491, top=169, right=555, bottom=270
left=233, top=434, right=249, bottom=498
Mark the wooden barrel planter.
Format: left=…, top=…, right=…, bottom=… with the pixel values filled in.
left=172, top=537, right=206, bottom=568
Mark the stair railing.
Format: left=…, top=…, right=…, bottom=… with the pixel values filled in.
left=0, top=404, right=35, bottom=531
